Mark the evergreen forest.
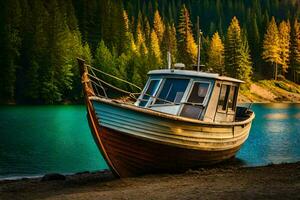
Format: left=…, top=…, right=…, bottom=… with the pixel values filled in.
left=1, top=0, right=300, bottom=104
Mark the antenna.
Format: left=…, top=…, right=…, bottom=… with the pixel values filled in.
left=196, top=16, right=202, bottom=72
left=167, top=51, right=171, bottom=69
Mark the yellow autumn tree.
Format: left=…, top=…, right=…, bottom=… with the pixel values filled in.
left=153, top=10, right=165, bottom=43
left=161, top=23, right=177, bottom=65
left=150, top=30, right=162, bottom=65
left=279, top=20, right=291, bottom=75
left=262, top=17, right=281, bottom=80
left=123, top=10, right=129, bottom=32
left=208, top=32, right=225, bottom=74
left=177, top=4, right=197, bottom=67
left=123, top=10, right=137, bottom=53
left=144, top=16, right=151, bottom=44
left=136, top=14, right=148, bottom=55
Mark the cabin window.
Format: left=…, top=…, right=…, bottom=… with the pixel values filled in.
left=228, top=86, right=238, bottom=112
left=180, top=105, right=203, bottom=119
left=179, top=82, right=209, bottom=119
left=139, top=79, right=160, bottom=107
left=217, top=85, right=238, bottom=112
left=217, top=85, right=231, bottom=112
left=155, top=78, right=189, bottom=104
left=187, top=82, right=209, bottom=104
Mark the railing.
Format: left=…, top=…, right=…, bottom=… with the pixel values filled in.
left=83, top=63, right=142, bottom=101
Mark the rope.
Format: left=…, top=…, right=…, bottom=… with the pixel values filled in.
left=87, top=65, right=142, bottom=91
left=89, top=80, right=107, bottom=98
left=88, top=71, right=177, bottom=105
left=89, top=67, right=107, bottom=97
left=88, top=74, right=136, bottom=96
left=84, top=65, right=175, bottom=104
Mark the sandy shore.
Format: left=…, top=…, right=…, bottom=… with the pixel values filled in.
left=1, top=162, right=300, bottom=200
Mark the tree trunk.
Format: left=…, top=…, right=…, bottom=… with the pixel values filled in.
left=274, top=62, right=278, bottom=80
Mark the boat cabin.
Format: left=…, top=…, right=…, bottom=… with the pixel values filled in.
left=135, top=69, right=243, bottom=123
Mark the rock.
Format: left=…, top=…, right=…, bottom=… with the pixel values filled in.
left=41, top=173, right=66, bottom=181
left=75, top=171, right=90, bottom=175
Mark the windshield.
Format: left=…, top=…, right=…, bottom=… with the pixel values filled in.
left=139, top=79, right=160, bottom=107
left=155, top=78, right=190, bottom=104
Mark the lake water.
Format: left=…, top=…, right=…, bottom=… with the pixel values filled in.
left=0, top=103, right=299, bottom=179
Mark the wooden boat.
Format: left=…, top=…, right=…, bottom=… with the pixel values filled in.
left=77, top=58, right=255, bottom=177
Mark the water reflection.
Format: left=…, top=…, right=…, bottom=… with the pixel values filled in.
left=237, top=103, right=300, bottom=166
left=294, top=113, right=300, bottom=119
left=264, top=113, right=289, bottom=120
left=263, top=103, right=291, bottom=109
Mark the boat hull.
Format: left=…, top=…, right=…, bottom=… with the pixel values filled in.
left=98, top=125, right=242, bottom=177
left=86, top=97, right=253, bottom=177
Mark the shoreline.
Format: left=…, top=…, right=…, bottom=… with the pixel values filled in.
left=0, top=101, right=300, bottom=106
left=0, top=158, right=296, bottom=182
left=1, top=162, right=300, bottom=200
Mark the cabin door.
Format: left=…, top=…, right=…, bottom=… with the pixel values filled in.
left=214, top=84, right=238, bottom=122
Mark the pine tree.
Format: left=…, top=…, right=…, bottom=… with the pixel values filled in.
left=20, top=0, right=49, bottom=103
left=278, top=20, right=291, bottom=75
left=238, top=33, right=252, bottom=82
left=150, top=30, right=162, bottom=66
left=161, top=23, right=177, bottom=65
left=248, top=13, right=261, bottom=73
left=123, top=10, right=130, bottom=32
left=170, top=23, right=178, bottom=61
left=225, top=17, right=252, bottom=82
left=144, top=16, right=151, bottom=45
left=225, top=16, right=242, bottom=77
left=177, top=4, right=197, bottom=67
left=135, top=13, right=148, bottom=55
left=81, top=42, right=93, bottom=65
left=291, top=19, right=300, bottom=83
left=200, top=35, right=211, bottom=70
left=153, top=10, right=165, bottom=43
left=207, top=32, right=224, bottom=74
left=0, top=0, right=21, bottom=103
left=122, top=10, right=136, bottom=54
left=262, top=17, right=281, bottom=80
left=40, top=0, right=78, bottom=103
left=94, top=40, right=115, bottom=74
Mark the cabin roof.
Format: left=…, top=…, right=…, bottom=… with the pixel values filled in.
left=148, top=69, right=244, bottom=83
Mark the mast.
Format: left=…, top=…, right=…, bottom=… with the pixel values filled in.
left=196, top=16, right=202, bottom=72
left=167, top=51, right=171, bottom=69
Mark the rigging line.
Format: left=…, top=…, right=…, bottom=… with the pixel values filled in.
left=87, top=73, right=138, bottom=97
left=89, top=80, right=108, bottom=97
left=87, top=65, right=142, bottom=91
left=90, top=81, right=106, bottom=98
left=89, top=76, right=173, bottom=104
left=88, top=74, right=136, bottom=96
left=88, top=73, right=173, bottom=104
left=89, top=67, right=107, bottom=97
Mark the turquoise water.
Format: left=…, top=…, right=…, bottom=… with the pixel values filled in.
left=0, top=106, right=108, bottom=179
left=0, top=104, right=299, bottom=179
left=237, top=103, right=300, bottom=166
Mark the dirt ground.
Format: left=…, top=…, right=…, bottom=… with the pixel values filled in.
left=238, top=81, right=300, bottom=103
left=1, top=162, right=300, bottom=200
